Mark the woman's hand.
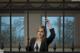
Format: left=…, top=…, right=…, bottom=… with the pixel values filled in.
left=46, top=19, right=52, bottom=29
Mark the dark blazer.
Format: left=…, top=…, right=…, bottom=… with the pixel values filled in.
left=28, top=28, right=55, bottom=52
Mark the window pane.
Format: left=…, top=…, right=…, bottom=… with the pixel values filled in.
left=12, top=16, right=24, bottom=51
left=1, top=16, right=10, bottom=51
left=64, top=16, right=75, bottom=48
left=42, top=16, right=62, bottom=51
left=42, top=16, right=75, bottom=52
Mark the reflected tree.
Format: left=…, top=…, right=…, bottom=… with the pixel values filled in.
left=64, top=18, right=75, bottom=47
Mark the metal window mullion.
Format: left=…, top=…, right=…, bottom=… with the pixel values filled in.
left=44, top=11, right=47, bottom=36
left=62, top=0, right=65, bottom=52
left=0, top=16, right=1, bottom=46
left=0, top=16, right=1, bottom=39
left=25, top=0, right=30, bottom=50
left=27, top=11, right=29, bottom=50
left=10, top=10, right=12, bottom=53
left=72, top=18, right=75, bottom=52
left=9, top=0, right=12, bottom=52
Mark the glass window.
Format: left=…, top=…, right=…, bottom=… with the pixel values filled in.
left=42, top=16, right=75, bottom=51
left=1, top=16, right=10, bottom=51
left=12, top=16, right=24, bottom=51
left=0, top=16, right=24, bottom=51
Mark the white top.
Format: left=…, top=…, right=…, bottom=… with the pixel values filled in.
left=34, top=40, right=41, bottom=52
left=0, top=49, right=4, bottom=53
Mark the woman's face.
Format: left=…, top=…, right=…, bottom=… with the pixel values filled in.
left=37, top=28, right=44, bottom=39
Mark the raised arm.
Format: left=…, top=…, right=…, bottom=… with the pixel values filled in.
left=46, top=19, right=56, bottom=45
left=47, top=28, right=55, bottom=45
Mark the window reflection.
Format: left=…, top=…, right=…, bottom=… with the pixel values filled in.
left=1, top=16, right=10, bottom=50
left=0, top=16, right=24, bottom=51
left=42, top=16, right=75, bottom=50
left=12, top=16, right=24, bottom=48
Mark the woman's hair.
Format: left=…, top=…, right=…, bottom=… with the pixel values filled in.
left=39, top=25, right=46, bottom=37
left=40, top=26, right=45, bottom=31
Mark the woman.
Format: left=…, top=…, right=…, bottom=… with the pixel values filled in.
left=28, top=21, right=55, bottom=52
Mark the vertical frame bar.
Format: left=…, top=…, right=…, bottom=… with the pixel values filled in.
left=44, top=11, right=47, bottom=37
left=10, top=9, right=12, bottom=52
left=44, top=10, right=48, bottom=51
left=0, top=16, right=4, bottom=49
left=0, top=16, right=1, bottom=49
left=62, top=0, right=65, bottom=52
left=26, top=11, right=29, bottom=51
left=25, top=0, right=30, bottom=51
left=72, top=18, right=75, bottom=52
left=0, top=16, right=1, bottom=40
left=9, top=0, right=12, bottom=52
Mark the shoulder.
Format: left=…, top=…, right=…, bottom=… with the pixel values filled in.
left=30, top=37, right=36, bottom=42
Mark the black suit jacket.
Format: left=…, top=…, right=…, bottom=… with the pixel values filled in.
left=28, top=28, right=55, bottom=52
